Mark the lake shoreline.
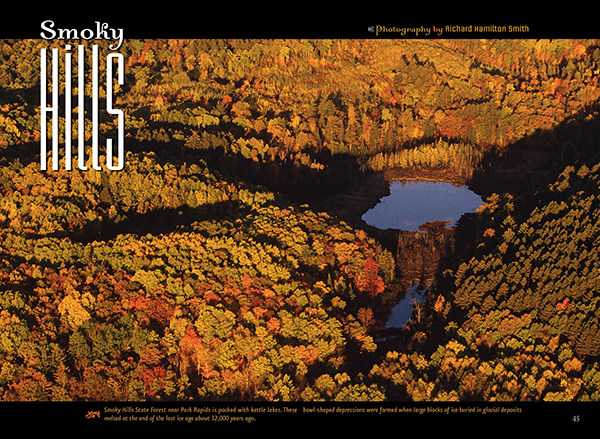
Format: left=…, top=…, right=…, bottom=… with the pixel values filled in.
left=362, top=178, right=483, bottom=232
left=383, top=167, right=469, bottom=187
left=309, top=166, right=474, bottom=230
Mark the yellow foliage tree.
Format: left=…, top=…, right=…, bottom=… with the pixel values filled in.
left=58, top=295, right=91, bottom=331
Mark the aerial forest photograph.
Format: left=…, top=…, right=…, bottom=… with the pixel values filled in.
left=1, top=29, right=600, bottom=424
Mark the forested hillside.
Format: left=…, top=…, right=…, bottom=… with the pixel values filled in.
left=1, top=38, right=600, bottom=401
left=371, top=159, right=600, bottom=401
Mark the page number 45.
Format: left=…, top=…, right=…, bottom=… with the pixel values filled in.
left=572, top=415, right=580, bottom=422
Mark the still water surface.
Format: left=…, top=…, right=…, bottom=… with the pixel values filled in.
left=362, top=179, right=484, bottom=328
left=362, top=179, right=483, bottom=231
left=384, top=282, right=427, bottom=328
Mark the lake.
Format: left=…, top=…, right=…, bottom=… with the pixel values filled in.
left=362, top=179, right=484, bottom=328
left=384, top=282, right=428, bottom=328
left=361, top=179, right=484, bottom=231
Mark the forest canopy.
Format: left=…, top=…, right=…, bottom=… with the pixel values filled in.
left=1, top=38, right=600, bottom=402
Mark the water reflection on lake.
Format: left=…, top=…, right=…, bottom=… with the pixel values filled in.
left=385, top=282, right=427, bottom=328
left=363, top=179, right=484, bottom=328
left=361, top=179, right=483, bottom=231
